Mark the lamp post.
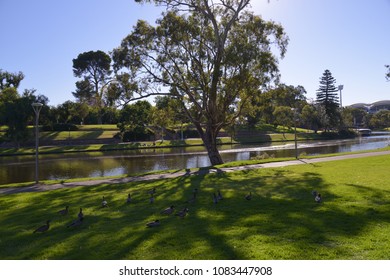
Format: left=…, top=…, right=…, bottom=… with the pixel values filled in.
left=338, top=85, right=344, bottom=108
left=291, top=108, right=298, bottom=159
left=32, top=102, right=43, bottom=184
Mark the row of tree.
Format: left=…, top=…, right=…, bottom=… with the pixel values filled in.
left=0, top=69, right=48, bottom=147
left=2, top=67, right=388, bottom=144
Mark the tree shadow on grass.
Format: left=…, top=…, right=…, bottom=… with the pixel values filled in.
left=158, top=169, right=390, bottom=259
left=78, top=130, right=104, bottom=140
left=40, top=131, right=62, bottom=142
left=2, top=168, right=390, bottom=259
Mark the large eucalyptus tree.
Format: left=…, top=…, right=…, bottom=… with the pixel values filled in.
left=72, top=50, right=112, bottom=124
left=113, top=0, right=288, bottom=165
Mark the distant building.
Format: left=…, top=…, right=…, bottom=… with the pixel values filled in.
left=349, top=100, right=390, bottom=113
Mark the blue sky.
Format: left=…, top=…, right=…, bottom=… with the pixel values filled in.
left=0, top=0, right=389, bottom=106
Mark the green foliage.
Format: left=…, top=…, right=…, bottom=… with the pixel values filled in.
left=106, top=73, right=138, bottom=107
left=369, top=110, right=390, bottom=129
left=341, top=107, right=368, bottom=128
left=321, top=129, right=356, bottom=139
left=301, top=104, right=321, bottom=133
left=50, top=101, right=78, bottom=124
left=0, top=87, right=48, bottom=147
left=73, top=79, right=93, bottom=102
left=316, top=70, right=341, bottom=130
left=273, top=106, right=295, bottom=129
left=72, top=50, right=112, bottom=79
left=0, top=69, right=51, bottom=146
left=72, top=50, right=113, bottom=124
left=117, top=100, right=152, bottom=141
left=0, top=87, right=19, bottom=102
left=245, top=84, right=306, bottom=128
left=316, top=70, right=339, bottom=105
left=150, top=97, right=174, bottom=129
left=0, top=69, right=24, bottom=90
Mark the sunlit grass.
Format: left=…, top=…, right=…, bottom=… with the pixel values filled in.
left=1, top=154, right=390, bottom=259
left=40, top=130, right=117, bottom=141
left=78, top=124, right=118, bottom=131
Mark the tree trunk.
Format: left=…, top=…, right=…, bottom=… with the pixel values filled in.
left=97, top=106, right=103, bottom=125
left=204, top=139, right=223, bottom=165
left=97, top=114, right=103, bottom=125
left=96, top=84, right=103, bottom=125
left=200, top=126, right=224, bottom=166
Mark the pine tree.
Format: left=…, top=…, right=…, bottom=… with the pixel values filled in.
left=316, top=69, right=340, bottom=130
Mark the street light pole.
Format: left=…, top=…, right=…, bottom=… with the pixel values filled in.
left=291, top=108, right=298, bottom=159
left=294, top=120, right=298, bottom=159
left=338, top=85, right=344, bottom=108
left=32, top=102, right=43, bottom=185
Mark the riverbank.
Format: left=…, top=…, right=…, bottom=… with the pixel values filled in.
left=1, top=149, right=389, bottom=194
left=2, top=133, right=389, bottom=186
left=0, top=131, right=329, bottom=157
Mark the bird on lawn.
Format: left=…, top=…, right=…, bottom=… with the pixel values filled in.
left=161, top=205, right=175, bottom=215
left=315, top=193, right=322, bottom=203
left=146, top=220, right=160, bottom=227
left=126, top=193, right=132, bottom=204
left=67, top=217, right=83, bottom=228
left=149, top=194, right=155, bottom=204
left=77, top=208, right=84, bottom=220
left=213, top=193, right=218, bottom=204
left=148, top=188, right=156, bottom=195
left=175, top=207, right=189, bottom=218
left=67, top=209, right=84, bottom=228
left=102, top=196, right=108, bottom=207
left=217, top=190, right=223, bottom=200
left=58, top=206, right=69, bottom=215
left=186, top=192, right=197, bottom=203
left=245, top=192, right=252, bottom=201
left=33, top=220, right=50, bottom=233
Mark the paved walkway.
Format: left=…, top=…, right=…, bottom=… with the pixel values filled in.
left=1, top=150, right=389, bottom=195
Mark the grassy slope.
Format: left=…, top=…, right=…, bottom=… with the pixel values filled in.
left=0, top=134, right=313, bottom=156
left=1, top=123, right=322, bottom=156
left=1, top=154, right=390, bottom=260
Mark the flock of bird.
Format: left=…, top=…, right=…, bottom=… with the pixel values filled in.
left=33, top=207, right=84, bottom=233
left=146, top=188, right=216, bottom=228
left=32, top=187, right=322, bottom=233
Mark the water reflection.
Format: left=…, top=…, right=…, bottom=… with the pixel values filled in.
left=1, top=133, right=389, bottom=184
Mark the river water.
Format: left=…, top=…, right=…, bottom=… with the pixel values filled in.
left=1, top=133, right=389, bottom=185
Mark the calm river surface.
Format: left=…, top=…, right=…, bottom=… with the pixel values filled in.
left=1, top=132, right=390, bottom=184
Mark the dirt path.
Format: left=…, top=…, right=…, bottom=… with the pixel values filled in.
left=1, top=150, right=389, bottom=195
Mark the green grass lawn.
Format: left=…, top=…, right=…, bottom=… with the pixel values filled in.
left=1, top=154, right=390, bottom=260
left=39, top=124, right=119, bottom=141
left=40, top=130, right=117, bottom=141
left=77, top=124, right=118, bottom=131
